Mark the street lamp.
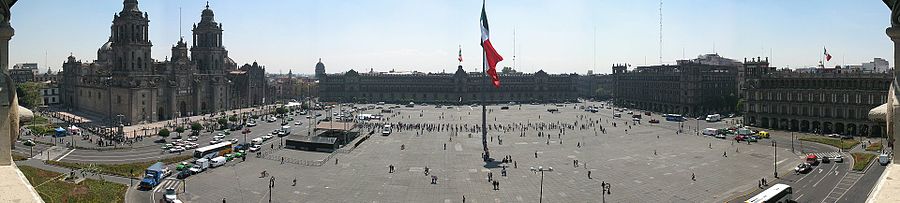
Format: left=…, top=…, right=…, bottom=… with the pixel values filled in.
left=268, top=176, right=275, bottom=203
left=601, top=181, right=611, bottom=203
left=773, top=140, right=778, bottom=179
left=534, top=166, right=553, bottom=203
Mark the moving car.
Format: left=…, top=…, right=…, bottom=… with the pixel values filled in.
left=249, top=145, right=261, bottom=152
left=164, top=187, right=178, bottom=202
left=247, top=122, right=257, bottom=127
left=806, top=154, right=819, bottom=165
left=794, top=163, right=812, bottom=173
left=714, top=134, right=726, bottom=139
left=210, top=156, right=227, bottom=168
left=294, top=121, right=302, bottom=125
left=648, top=119, right=659, bottom=123
left=830, top=155, right=844, bottom=163
left=880, top=153, right=891, bottom=165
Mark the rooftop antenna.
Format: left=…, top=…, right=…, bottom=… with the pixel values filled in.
left=658, top=0, right=663, bottom=64
left=593, top=26, right=596, bottom=73
left=179, top=7, right=182, bottom=38
left=513, top=27, right=516, bottom=71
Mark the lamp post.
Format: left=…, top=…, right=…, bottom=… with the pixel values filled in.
left=535, top=166, right=552, bottom=203
left=773, top=140, right=778, bottom=178
left=268, top=176, right=275, bottom=203
left=791, top=132, right=794, bottom=153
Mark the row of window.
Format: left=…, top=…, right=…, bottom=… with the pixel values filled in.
left=752, top=91, right=887, bottom=105
left=749, top=104, right=870, bottom=120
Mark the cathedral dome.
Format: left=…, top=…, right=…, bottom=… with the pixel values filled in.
left=200, top=2, right=216, bottom=23
left=99, top=41, right=113, bottom=52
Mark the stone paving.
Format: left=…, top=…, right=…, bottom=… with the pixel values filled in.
left=170, top=102, right=802, bottom=203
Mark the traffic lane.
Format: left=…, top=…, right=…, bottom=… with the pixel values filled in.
left=12, top=142, right=52, bottom=157
left=839, top=162, right=887, bottom=202
left=791, top=162, right=849, bottom=202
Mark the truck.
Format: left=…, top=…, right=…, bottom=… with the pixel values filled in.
left=139, top=162, right=171, bottom=190
left=189, top=158, right=210, bottom=174
left=279, top=125, right=291, bottom=136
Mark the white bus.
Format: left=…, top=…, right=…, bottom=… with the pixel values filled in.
left=745, top=183, right=792, bottom=203
left=193, top=141, right=234, bottom=160
left=705, top=114, right=722, bottom=122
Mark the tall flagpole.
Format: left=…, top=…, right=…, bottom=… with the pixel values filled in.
left=482, top=38, right=490, bottom=162
left=481, top=0, right=491, bottom=162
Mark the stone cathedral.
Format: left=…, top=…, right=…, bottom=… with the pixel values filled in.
left=59, top=0, right=269, bottom=124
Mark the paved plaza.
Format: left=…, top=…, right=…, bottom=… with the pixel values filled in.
left=164, top=102, right=802, bottom=203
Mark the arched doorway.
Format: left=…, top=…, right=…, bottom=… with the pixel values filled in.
left=861, top=125, right=870, bottom=137
left=779, top=119, right=789, bottom=130
left=812, top=121, right=821, bottom=134
left=823, top=122, right=833, bottom=134
left=761, top=117, right=770, bottom=128
left=749, top=116, right=757, bottom=126
left=157, top=107, right=165, bottom=121
left=179, top=101, right=187, bottom=115
left=835, top=123, right=845, bottom=135
left=800, top=120, right=810, bottom=132
left=790, top=119, right=799, bottom=131
left=847, top=124, right=858, bottom=136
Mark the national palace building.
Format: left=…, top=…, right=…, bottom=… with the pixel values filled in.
left=59, top=0, right=269, bottom=124
left=318, top=64, right=578, bottom=104
left=743, top=69, right=891, bottom=137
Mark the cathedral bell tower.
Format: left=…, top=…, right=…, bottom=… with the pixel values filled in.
left=191, top=2, right=228, bottom=74
left=110, top=0, right=152, bottom=76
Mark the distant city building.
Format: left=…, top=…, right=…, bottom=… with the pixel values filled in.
left=40, top=81, right=59, bottom=106
left=319, top=63, right=578, bottom=103
left=743, top=71, right=890, bottom=137
left=612, top=55, right=740, bottom=116
left=10, top=63, right=38, bottom=83
left=59, top=0, right=269, bottom=124
left=575, top=73, right=614, bottom=100
left=862, top=58, right=890, bottom=73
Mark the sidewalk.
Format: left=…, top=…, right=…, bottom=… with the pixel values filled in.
left=15, top=159, right=133, bottom=186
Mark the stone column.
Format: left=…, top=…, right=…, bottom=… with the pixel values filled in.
left=0, top=5, right=15, bottom=166
left=889, top=27, right=900, bottom=159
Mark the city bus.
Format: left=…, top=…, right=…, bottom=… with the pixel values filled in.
left=745, top=183, right=792, bottom=203
left=665, top=114, right=684, bottom=122
left=194, top=141, right=234, bottom=160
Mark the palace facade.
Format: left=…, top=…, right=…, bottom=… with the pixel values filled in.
left=318, top=63, right=578, bottom=104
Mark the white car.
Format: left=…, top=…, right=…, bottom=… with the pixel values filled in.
left=247, top=122, right=257, bottom=127
left=186, top=136, right=198, bottom=141
left=209, top=139, right=222, bottom=144
left=261, top=135, right=273, bottom=140
left=249, top=145, right=261, bottom=152
left=214, top=134, right=226, bottom=140
left=229, top=138, right=239, bottom=143
left=168, top=146, right=185, bottom=153
left=294, top=121, right=302, bottom=125
left=164, top=187, right=178, bottom=202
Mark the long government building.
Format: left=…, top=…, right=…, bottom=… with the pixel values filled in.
left=318, top=64, right=578, bottom=104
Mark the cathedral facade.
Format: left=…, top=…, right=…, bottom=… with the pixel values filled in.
left=59, top=0, right=268, bottom=124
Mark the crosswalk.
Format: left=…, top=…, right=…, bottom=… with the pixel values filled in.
left=821, top=171, right=864, bottom=203
left=810, top=151, right=844, bottom=159
left=153, top=179, right=182, bottom=193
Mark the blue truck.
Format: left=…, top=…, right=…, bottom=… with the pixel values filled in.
left=139, top=162, right=171, bottom=190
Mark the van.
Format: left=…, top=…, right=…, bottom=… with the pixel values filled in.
left=382, top=124, right=392, bottom=136
left=251, top=137, right=263, bottom=145
left=702, top=128, right=718, bottom=136
left=705, top=114, right=721, bottom=122
left=757, top=131, right=769, bottom=139
left=210, top=156, right=227, bottom=168
left=190, top=158, right=210, bottom=174
left=880, top=153, right=891, bottom=165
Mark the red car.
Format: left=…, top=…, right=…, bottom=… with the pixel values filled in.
left=734, top=135, right=745, bottom=141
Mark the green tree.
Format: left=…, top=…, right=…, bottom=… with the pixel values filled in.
left=16, top=82, right=46, bottom=108
left=175, top=126, right=185, bottom=136
left=501, top=67, right=518, bottom=74
left=228, top=115, right=238, bottom=122
left=594, top=86, right=613, bottom=100
left=735, top=98, right=745, bottom=115
left=190, top=122, right=202, bottom=132
left=158, top=128, right=170, bottom=139
left=276, top=107, right=287, bottom=114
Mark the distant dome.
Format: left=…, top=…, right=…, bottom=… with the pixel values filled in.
left=315, top=59, right=325, bottom=69
left=99, top=41, right=113, bottom=52
left=225, top=57, right=237, bottom=69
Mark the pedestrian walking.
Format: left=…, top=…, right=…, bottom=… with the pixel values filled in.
left=588, top=170, right=592, bottom=179
left=691, top=173, right=696, bottom=181
left=723, top=151, right=727, bottom=157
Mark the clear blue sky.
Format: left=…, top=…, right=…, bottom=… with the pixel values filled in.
left=8, top=0, right=894, bottom=74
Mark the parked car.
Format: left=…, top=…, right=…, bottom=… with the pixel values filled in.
left=247, top=122, right=257, bottom=127
left=294, top=121, right=302, bottom=125
left=249, top=145, right=261, bottom=152
left=715, top=134, right=726, bottom=139
left=186, top=136, right=198, bottom=141
left=734, top=135, right=746, bottom=141
left=229, top=138, right=239, bottom=143
left=161, top=144, right=173, bottom=149
left=648, top=119, right=660, bottom=123
left=168, top=146, right=185, bottom=153
left=176, top=170, right=192, bottom=179
left=819, top=156, right=830, bottom=164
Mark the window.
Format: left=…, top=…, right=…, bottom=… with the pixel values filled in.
left=117, top=95, right=122, bottom=104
